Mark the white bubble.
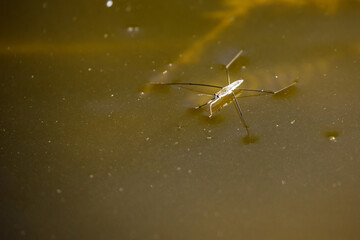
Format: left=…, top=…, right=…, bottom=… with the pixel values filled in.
left=127, top=26, right=140, bottom=33
left=106, top=0, right=113, bottom=8
left=329, top=136, right=337, bottom=143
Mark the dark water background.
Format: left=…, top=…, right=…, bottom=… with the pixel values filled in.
left=1, top=0, right=360, bottom=239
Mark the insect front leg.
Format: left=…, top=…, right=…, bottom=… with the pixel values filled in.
left=209, top=101, right=215, bottom=117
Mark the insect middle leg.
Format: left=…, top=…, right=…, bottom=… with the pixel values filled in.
left=195, top=96, right=215, bottom=110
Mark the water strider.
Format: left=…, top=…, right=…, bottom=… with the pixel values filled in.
left=151, top=50, right=297, bottom=140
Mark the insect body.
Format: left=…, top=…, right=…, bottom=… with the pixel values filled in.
left=151, top=50, right=297, bottom=139
left=198, top=79, right=244, bottom=117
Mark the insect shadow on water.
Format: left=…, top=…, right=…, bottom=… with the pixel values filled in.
left=151, top=50, right=297, bottom=143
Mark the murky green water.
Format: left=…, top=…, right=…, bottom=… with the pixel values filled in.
left=1, top=0, right=360, bottom=239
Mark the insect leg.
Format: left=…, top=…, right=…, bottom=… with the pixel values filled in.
left=237, top=80, right=297, bottom=94
left=150, top=82, right=222, bottom=89
left=225, top=50, right=244, bottom=85
left=195, top=102, right=210, bottom=109
left=232, top=92, right=250, bottom=138
left=195, top=96, right=215, bottom=110
left=209, top=102, right=215, bottom=117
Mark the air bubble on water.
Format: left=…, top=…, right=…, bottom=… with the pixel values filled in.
left=127, top=26, right=140, bottom=33
left=326, top=131, right=339, bottom=143
left=106, top=0, right=113, bottom=8
left=329, top=136, right=337, bottom=143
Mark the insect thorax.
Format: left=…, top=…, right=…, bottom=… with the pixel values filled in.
left=216, top=79, right=244, bottom=98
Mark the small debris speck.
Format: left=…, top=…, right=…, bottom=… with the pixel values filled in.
left=290, top=120, right=296, bottom=125
left=56, top=189, right=62, bottom=194
left=119, top=187, right=124, bottom=192
left=89, top=174, right=94, bottom=179
left=125, top=5, right=132, bottom=12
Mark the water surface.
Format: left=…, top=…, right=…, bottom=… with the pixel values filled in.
left=1, top=1, right=360, bottom=239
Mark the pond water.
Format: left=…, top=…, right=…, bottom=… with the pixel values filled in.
left=1, top=0, right=360, bottom=239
